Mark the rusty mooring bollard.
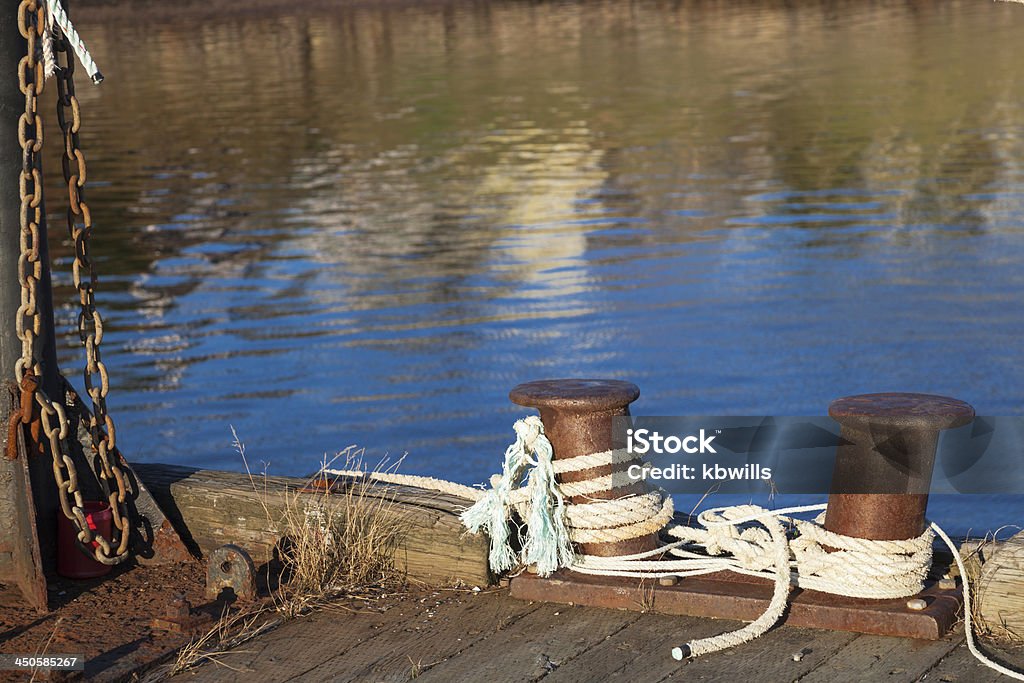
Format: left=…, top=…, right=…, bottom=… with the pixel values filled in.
left=509, top=379, right=657, bottom=557
left=825, top=393, right=974, bottom=541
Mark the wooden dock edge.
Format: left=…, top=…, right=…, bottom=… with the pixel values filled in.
left=134, top=463, right=491, bottom=588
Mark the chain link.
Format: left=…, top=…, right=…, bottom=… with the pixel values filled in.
left=15, top=0, right=128, bottom=566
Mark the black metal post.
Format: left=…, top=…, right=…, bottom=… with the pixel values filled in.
left=0, top=0, right=50, bottom=609
left=0, top=4, right=23, bottom=375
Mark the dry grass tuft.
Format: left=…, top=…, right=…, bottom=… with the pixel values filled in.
left=635, top=578, right=656, bottom=613
left=29, top=617, right=62, bottom=683
left=959, top=527, right=1024, bottom=644
left=273, top=455, right=406, bottom=614
left=162, top=607, right=278, bottom=678
left=145, top=431, right=408, bottom=680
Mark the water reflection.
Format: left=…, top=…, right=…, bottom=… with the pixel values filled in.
left=33, top=0, right=1024, bottom=530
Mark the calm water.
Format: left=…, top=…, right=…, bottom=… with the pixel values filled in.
left=46, top=0, right=1024, bottom=533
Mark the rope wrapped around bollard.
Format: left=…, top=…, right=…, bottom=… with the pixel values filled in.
left=325, top=416, right=1023, bottom=679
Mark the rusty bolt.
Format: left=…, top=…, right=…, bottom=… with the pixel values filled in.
left=825, top=393, right=973, bottom=541
left=151, top=594, right=211, bottom=634
left=510, top=379, right=656, bottom=557
left=167, top=594, right=190, bottom=620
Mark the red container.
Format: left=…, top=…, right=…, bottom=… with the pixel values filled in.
left=57, top=501, right=113, bottom=579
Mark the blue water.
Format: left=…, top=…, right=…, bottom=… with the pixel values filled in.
left=47, top=0, right=1024, bottom=535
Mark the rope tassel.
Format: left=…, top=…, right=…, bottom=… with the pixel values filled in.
left=460, top=416, right=574, bottom=576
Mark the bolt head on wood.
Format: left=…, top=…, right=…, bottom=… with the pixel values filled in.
left=167, top=594, right=190, bottom=619
left=658, top=576, right=679, bottom=586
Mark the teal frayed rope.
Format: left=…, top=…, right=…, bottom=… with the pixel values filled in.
left=460, top=416, right=574, bottom=576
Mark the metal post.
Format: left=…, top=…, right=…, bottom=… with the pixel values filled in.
left=824, top=393, right=974, bottom=540
left=0, top=4, right=23, bottom=377
left=509, top=379, right=657, bottom=557
left=0, top=0, right=48, bottom=610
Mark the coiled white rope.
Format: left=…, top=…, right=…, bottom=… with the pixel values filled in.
left=324, top=416, right=1024, bottom=678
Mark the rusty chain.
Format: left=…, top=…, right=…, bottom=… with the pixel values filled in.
left=15, top=0, right=129, bottom=566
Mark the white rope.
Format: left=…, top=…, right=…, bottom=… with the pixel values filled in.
left=322, top=416, right=1023, bottom=679
left=40, top=6, right=55, bottom=80
left=565, top=490, right=665, bottom=528
left=933, top=522, right=1024, bottom=680
left=551, top=448, right=635, bottom=473
left=323, top=469, right=486, bottom=502
left=46, top=0, right=103, bottom=84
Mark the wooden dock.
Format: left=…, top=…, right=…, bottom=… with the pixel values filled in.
left=168, top=588, right=1022, bottom=682
left=129, top=464, right=1024, bottom=683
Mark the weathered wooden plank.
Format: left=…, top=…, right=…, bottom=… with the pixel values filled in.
left=175, top=592, right=999, bottom=683
left=411, top=602, right=642, bottom=683
left=177, top=595, right=432, bottom=682
left=293, top=590, right=542, bottom=682
left=797, top=631, right=962, bottom=683
left=924, top=640, right=1024, bottom=683
left=135, top=463, right=490, bottom=587
left=673, top=625, right=861, bottom=683
left=545, top=611, right=858, bottom=683
left=542, top=611, right=733, bottom=683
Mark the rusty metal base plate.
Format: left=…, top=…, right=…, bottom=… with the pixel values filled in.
left=510, top=570, right=962, bottom=640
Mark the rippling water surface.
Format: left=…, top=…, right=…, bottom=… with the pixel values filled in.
left=48, top=0, right=1024, bottom=532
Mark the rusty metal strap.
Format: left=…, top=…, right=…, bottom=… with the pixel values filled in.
left=5, top=374, right=38, bottom=460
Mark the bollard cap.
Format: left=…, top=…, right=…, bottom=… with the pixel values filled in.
left=829, top=393, right=974, bottom=431
left=510, top=379, right=639, bottom=412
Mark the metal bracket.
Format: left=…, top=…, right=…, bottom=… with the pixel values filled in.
left=511, top=569, right=962, bottom=640
left=206, top=544, right=257, bottom=602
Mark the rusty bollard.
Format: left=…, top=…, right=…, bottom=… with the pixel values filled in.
left=825, top=393, right=974, bottom=541
left=509, top=379, right=658, bottom=557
